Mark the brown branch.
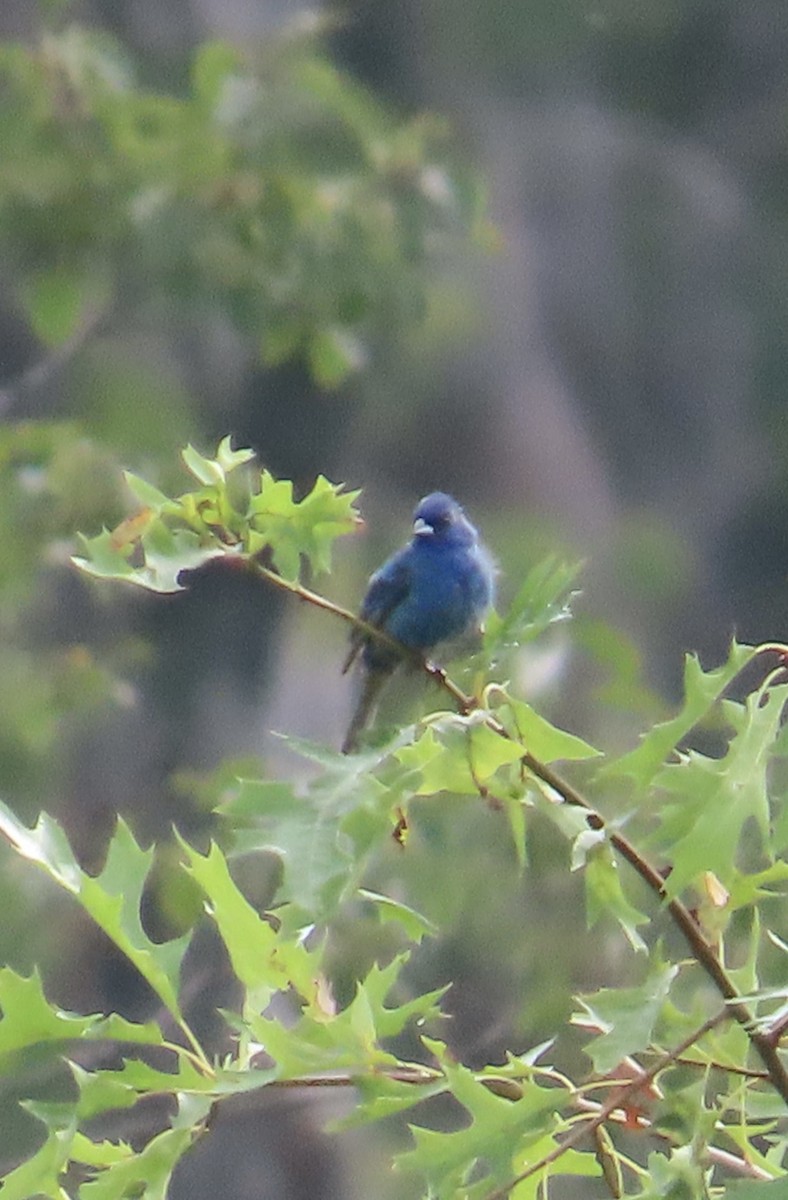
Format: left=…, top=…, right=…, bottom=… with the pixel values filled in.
left=252, top=563, right=788, bottom=1106
left=249, top=561, right=443, bottom=672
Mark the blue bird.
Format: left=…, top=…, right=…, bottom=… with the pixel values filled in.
left=341, top=492, right=495, bottom=753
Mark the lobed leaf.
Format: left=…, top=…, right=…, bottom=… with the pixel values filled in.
left=396, top=1037, right=562, bottom=1197
left=222, top=758, right=391, bottom=919
left=245, top=962, right=445, bottom=1081
left=74, top=521, right=231, bottom=592
left=75, top=443, right=361, bottom=591
left=653, top=679, right=788, bottom=898
left=499, top=693, right=601, bottom=763
left=0, top=1118, right=77, bottom=1200
left=574, top=957, right=678, bottom=1073
left=0, top=802, right=190, bottom=1024
left=0, top=969, right=162, bottom=1067
left=247, top=471, right=360, bottom=579
left=78, top=1124, right=196, bottom=1200
left=181, top=837, right=319, bottom=1005
left=333, top=1072, right=446, bottom=1129
left=604, top=641, right=758, bottom=787
left=583, top=843, right=649, bottom=953
left=483, top=556, right=581, bottom=663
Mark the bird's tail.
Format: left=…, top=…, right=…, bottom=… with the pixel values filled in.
left=341, top=669, right=388, bottom=754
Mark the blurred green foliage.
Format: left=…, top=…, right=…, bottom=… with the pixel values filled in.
left=0, top=21, right=485, bottom=388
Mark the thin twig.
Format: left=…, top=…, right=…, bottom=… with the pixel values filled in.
left=483, top=1009, right=729, bottom=1200
left=249, top=560, right=474, bottom=704
left=254, top=1055, right=770, bottom=1182
left=653, top=1054, right=770, bottom=1081
left=572, top=1097, right=773, bottom=1181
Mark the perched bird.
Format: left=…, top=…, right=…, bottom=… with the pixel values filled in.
left=341, top=491, right=495, bottom=753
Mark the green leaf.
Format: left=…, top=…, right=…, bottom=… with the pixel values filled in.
left=73, top=527, right=144, bottom=583
left=0, top=968, right=162, bottom=1064
left=245, top=955, right=446, bottom=1084
left=0, top=968, right=96, bottom=1057
left=395, top=714, right=534, bottom=811
left=181, top=442, right=226, bottom=485
left=653, top=679, right=788, bottom=898
left=511, top=1137, right=601, bottom=1199
left=396, top=1037, right=561, bottom=1195
left=355, top=955, right=447, bottom=1041
left=727, top=861, right=788, bottom=911
left=224, top=756, right=390, bottom=919
left=395, top=725, right=478, bottom=796
left=215, top=435, right=255, bottom=474
left=725, top=1181, right=788, bottom=1197
left=574, top=957, right=678, bottom=1073
left=71, top=1063, right=146, bottom=1123
left=468, top=718, right=530, bottom=777
left=605, top=641, right=758, bottom=787
left=358, top=888, right=438, bottom=942
left=583, top=844, right=649, bottom=953
left=248, top=471, right=360, bottom=579
left=483, top=557, right=581, bottom=661
left=78, top=448, right=360, bottom=591
left=500, top=694, right=601, bottom=762
left=0, top=1119, right=77, bottom=1200
left=724, top=1123, right=786, bottom=1180
left=70, top=1131, right=132, bottom=1167
left=638, top=1147, right=713, bottom=1200
left=0, top=803, right=190, bottom=1025
left=71, top=1053, right=214, bottom=1123
left=134, top=521, right=224, bottom=592
left=78, top=1125, right=195, bottom=1200
left=180, top=838, right=318, bottom=1004
left=75, top=521, right=232, bottom=592
left=123, top=470, right=175, bottom=510
left=334, top=1072, right=446, bottom=1129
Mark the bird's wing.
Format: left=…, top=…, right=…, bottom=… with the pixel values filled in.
left=342, top=549, right=412, bottom=674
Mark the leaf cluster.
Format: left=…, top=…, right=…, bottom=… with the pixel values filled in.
left=74, top=437, right=360, bottom=588
left=1, top=441, right=787, bottom=1198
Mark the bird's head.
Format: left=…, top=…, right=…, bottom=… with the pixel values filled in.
left=412, top=492, right=475, bottom=546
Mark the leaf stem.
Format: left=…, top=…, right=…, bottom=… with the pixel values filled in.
left=163, top=1030, right=216, bottom=1078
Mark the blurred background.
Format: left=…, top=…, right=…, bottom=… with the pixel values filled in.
left=0, top=0, right=787, bottom=1196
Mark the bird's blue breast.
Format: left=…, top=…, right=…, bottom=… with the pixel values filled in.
left=365, top=538, right=494, bottom=667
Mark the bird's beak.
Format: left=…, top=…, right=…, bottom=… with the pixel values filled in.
left=413, top=517, right=433, bottom=537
